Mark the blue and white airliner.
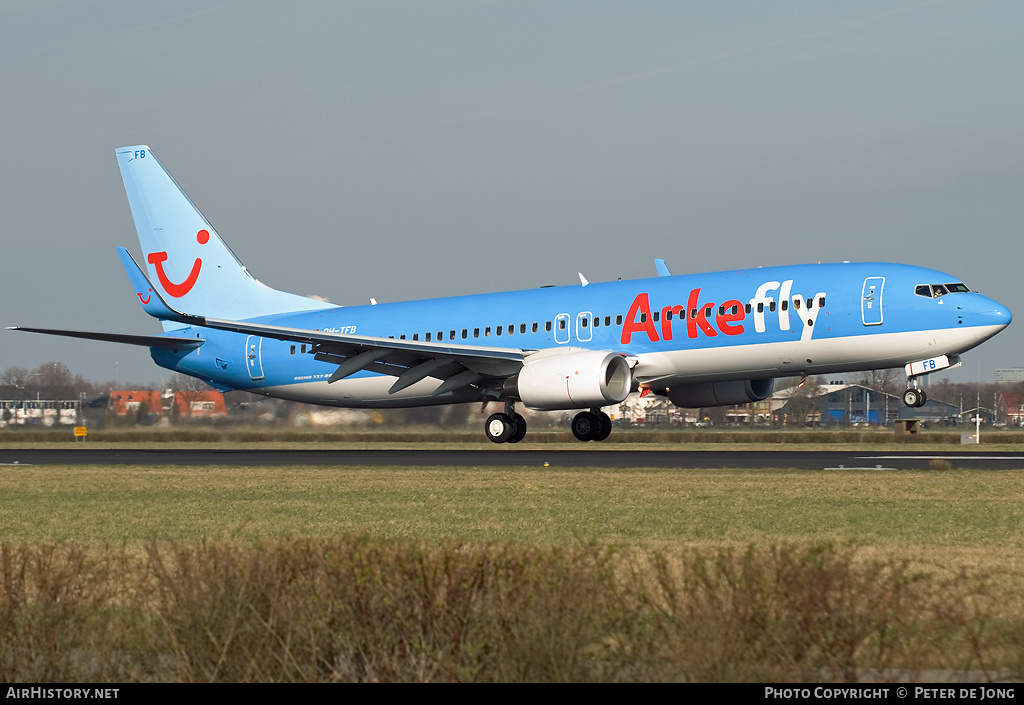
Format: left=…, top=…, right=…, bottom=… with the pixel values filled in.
left=10, top=146, right=1012, bottom=442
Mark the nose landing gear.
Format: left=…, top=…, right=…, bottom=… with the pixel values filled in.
left=902, top=386, right=927, bottom=408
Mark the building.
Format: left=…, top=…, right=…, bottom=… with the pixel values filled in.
left=172, top=390, right=227, bottom=418
left=998, top=394, right=1024, bottom=426
left=107, top=389, right=227, bottom=420
left=773, top=383, right=904, bottom=426
left=995, top=368, right=1024, bottom=384
left=0, top=386, right=80, bottom=426
left=108, top=390, right=165, bottom=418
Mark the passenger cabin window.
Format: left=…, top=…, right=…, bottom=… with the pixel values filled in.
left=426, top=332, right=432, bottom=342
left=545, top=321, right=552, bottom=332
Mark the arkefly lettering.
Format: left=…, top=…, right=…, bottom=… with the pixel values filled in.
left=621, top=279, right=826, bottom=345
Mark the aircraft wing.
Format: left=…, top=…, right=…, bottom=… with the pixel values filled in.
left=190, top=314, right=527, bottom=394
left=16, top=250, right=531, bottom=398
left=115, top=249, right=529, bottom=393
left=8, top=327, right=204, bottom=349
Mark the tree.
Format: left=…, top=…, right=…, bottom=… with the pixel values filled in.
left=781, top=376, right=824, bottom=426
left=855, top=367, right=901, bottom=396
left=170, top=373, right=213, bottom=422
left=0, top=366, right=32, bottom=399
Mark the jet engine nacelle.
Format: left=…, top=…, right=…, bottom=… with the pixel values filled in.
left=513, top=350, right=632, bottom=410
left=667, top=378, right=774, bottom=408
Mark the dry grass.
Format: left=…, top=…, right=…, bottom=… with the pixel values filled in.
left=0, top=539, right=1020, bottom=682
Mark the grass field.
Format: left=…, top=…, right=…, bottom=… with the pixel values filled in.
left=2, top=459, right=1023, bottom=681
left=2, top=463, right=1022, bottom=575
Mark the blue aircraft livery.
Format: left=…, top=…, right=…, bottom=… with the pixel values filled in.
left=10, top=146, right=1012, bottom=442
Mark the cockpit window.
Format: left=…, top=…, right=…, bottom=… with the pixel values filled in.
left=915, top=282, right=971, bottom=298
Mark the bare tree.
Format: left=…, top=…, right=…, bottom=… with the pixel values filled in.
left=169, top=373, right=213, bottom=422
left=1, top=366, right=32, bottom=397
left=855, top=367, right=902, bottom=396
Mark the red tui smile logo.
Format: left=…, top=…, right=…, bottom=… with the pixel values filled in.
left=147, top=230, right=209, bottom=297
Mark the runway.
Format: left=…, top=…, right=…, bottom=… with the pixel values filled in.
left=2, top=448, right=1023, bottom=470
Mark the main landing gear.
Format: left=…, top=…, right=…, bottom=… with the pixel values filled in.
left=484, top=402, right=613, bottom=443
left=571, top=409, right=612, bottom=442
left=485, top=400, right=527, bottom=444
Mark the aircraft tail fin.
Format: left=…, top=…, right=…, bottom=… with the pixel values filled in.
left=115, top=146, right=334, bottom=328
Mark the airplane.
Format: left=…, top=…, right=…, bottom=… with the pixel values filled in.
left=9, top=145, right=1013, bottom=442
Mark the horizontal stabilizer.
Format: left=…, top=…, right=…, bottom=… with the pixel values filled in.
left=7, top=326, right=203, bottom=349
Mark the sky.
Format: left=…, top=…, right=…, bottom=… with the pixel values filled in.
left=1, top=0, right=1022, bottom=386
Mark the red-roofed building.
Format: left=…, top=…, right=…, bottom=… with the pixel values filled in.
left=998, top=394, right=1024, bottom=426
left=108, top=391, right=165, bottom=417
left=173, top=390, right=227, bottom=418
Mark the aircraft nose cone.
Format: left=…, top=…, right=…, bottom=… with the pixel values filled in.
left=987, top=298, right=1012, bottom=326
left=969, top=294, right=1012, bottom=328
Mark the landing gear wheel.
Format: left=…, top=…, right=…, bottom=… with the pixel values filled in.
left=592, top=411, right=612, bottom=441
left=508, top=414, right=528, bottom=443
left=571, top=411, right=599, bottom=442
left=485, top=413, right=515, bottom=444
left=914, top=390, right=927, bottom=408
left=902, top=389, right=921, bottom=408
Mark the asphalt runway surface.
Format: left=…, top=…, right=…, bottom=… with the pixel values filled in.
left=2, top=448, right=1023, bottom=470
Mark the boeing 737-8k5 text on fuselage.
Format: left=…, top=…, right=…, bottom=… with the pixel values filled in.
left=10, top=146, right=1012, bottom=442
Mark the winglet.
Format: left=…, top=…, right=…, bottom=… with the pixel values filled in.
left=116, top=247, right=204, bottom=327
left=654, top=259, right=672, bottom=277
